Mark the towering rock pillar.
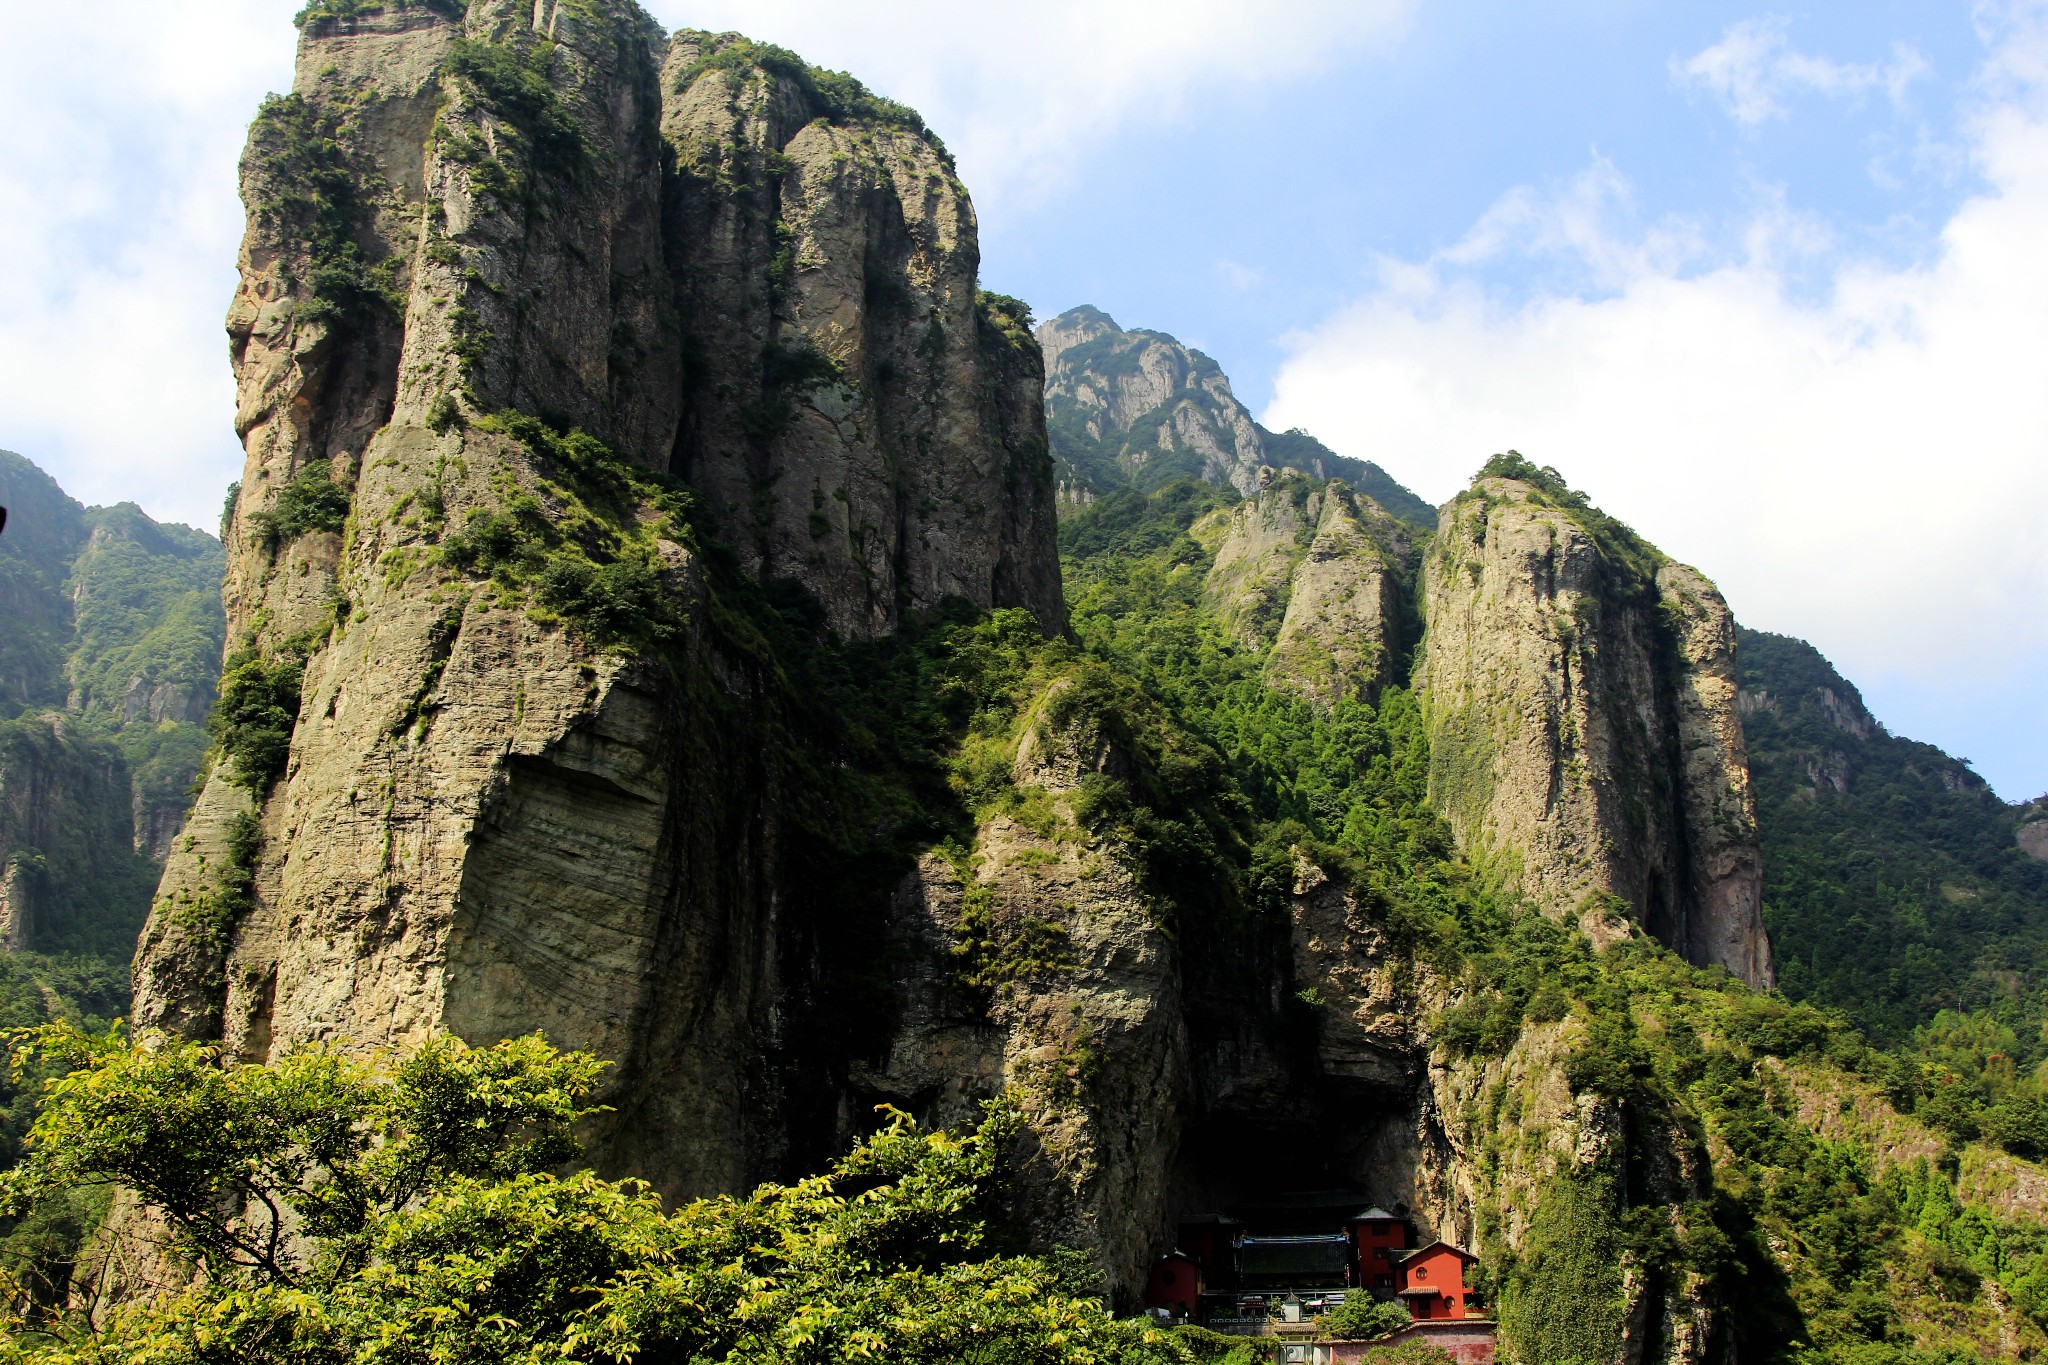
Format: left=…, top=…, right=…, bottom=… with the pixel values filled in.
left=132, top=0, right=1061, bottom=1201
left=661, top=33, right=1061, bottom=637
left=1416, top=467, right=1772, bottom=986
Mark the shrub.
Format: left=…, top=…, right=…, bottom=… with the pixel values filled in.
left=252, top=460, right=350, bottom=549
left=209, top=650, right=306, bottom=792
left=1360, top=1343, right=1455, bottom=1365
left=1324, top=1295, right=1411, bottom=1339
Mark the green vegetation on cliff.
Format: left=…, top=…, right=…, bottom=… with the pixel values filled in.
left=1256, top=424, right=1437, bottom=528
left=673, top=31, right=943, bottom=150
left=246, top=94, right=397, bottom=328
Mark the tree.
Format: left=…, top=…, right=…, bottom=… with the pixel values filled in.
left=0, top=1024, right=602, bottom=1290
left=0, top=1027, right=1236, bottom=1365
left=1324, top=1294, right=1411, bottom=1339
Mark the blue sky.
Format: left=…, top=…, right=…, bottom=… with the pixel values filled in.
left=980, top=1, right=1985, bottom=405
left=2, top=1, right=2043, bottom=798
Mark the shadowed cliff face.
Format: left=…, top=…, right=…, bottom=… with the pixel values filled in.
left=1417, top=473, right=1771, bottom=988
left=133, top=0, right=1060, bottom=1213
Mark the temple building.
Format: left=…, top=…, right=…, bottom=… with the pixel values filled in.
left=1141, top=1192, right=1482, bottom=1326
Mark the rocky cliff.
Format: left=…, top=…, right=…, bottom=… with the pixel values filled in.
left=133, top=0, right=1060, bottom=1214
left=1415, top=460, right=1772, bottom=987
left=1038, top=306, right=1435, bottom=525
left=1195, top=473, right=1417, bottom=706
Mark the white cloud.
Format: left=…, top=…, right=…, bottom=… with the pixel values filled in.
left=1676, top=16, right=1928, bottom=125
left=0, top=0, right=294, bottom=531
left=1264, top=10, right=2048, bottom=794
left=641, top=0, right=1416, bottom=203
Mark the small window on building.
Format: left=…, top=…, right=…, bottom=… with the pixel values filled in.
left=1415, top=1267, right=1429, bottom=1280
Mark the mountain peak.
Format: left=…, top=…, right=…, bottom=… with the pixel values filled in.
left=1038, top=305, right=1435, bottom=526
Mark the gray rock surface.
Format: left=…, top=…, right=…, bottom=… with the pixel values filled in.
left=133, top=0, right=1061, bottom=1221
left=1416, top=474, right=1772, bottom=987
left=1037, top=306, right=1437, bottom=525
left=1198, top=475, right=1416, bottom=706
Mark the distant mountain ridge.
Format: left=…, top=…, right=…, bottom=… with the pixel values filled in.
left=1037, top=305, right=1437, bottom=527
left=1737, top=626, right=2048, bottom=1046
left=0, top=450, right=222, bottom=962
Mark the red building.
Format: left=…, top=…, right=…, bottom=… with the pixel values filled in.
left=1394, top=1241, right=1478, bottom=1320
left=1143, top=1251, right=1202, bottom=1318
left=1349, top=1206, right=1407, bottom=1295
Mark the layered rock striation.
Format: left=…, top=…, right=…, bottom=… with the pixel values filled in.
left=1416, top=465, right=1772, bottom=987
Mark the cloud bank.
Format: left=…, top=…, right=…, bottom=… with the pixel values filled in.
left=0, top=0, right=293, bottom=530
left=1265, top=11, right=2048, bottom=793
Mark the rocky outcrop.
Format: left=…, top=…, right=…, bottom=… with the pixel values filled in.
left=1038, top=306, right=1266, bottom=496
left=1416, top=471, right=1772, bottom=987
left=1037, top=307, right=1436, bottom=525
left=132, top=0, right=1060, bottom=1222
left=1198, top=475, right=1416, bottom=706
left=2022, top=801, right=2048, bottom=862
left=855, top=678, right=1189, bottom=1294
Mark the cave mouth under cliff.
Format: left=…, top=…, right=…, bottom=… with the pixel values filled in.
left=1164, top=1093, right=1422, bottom=1249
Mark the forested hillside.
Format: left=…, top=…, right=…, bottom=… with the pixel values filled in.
left=1741, top=627, right=2048, bottom=1161
left=0, top=451, right=223, bottom=1186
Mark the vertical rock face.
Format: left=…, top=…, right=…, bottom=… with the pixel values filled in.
left=855, top=681, right=1190, bottom=1295
left=1416, top=472, right=1771, bottom=987
left=132, top=0, right=1060, bottom=1216
left=662, top=34, right=1061, bottom=637
left=1199, top=476, right=1416, bottom=706
left=0, top=713, right=163, bottom=958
